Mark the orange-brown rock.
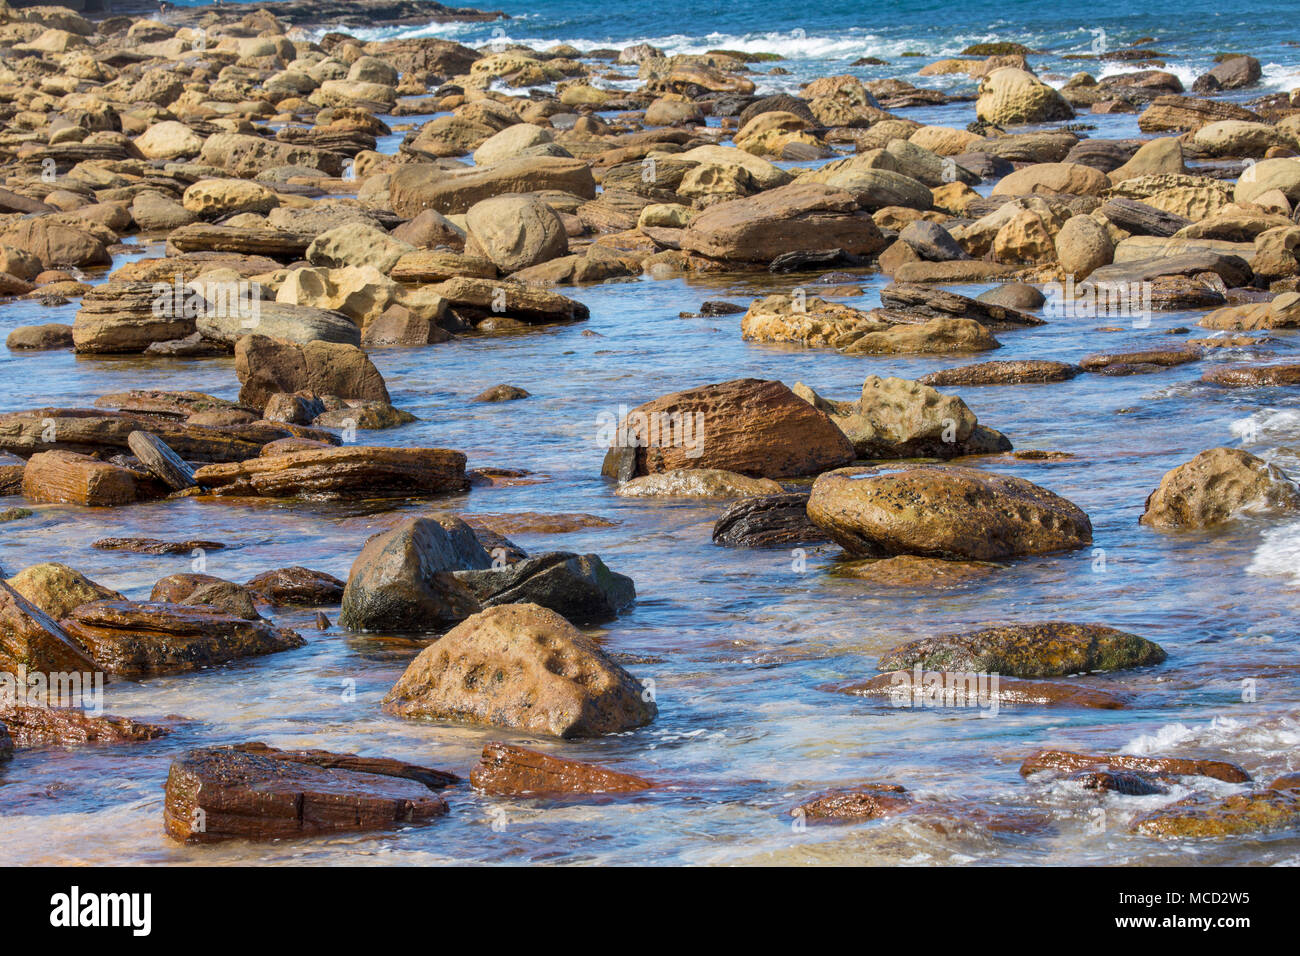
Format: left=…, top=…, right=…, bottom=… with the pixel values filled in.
left=1202, top=363, right=1300, bottom=387
left=1130, top=789, right=1300, bottom=838
left=193, top=446, right=469, bottom=500
left=0, top=580, right=98, bottom=677
left=0, top=705, right=170, bottom=748
left=383, top=603, right=656, bottom=738
left=60, top=601, right=305, bottom=678
left=808, top=466, right=1093, bottom=560
left=792, top=784, right=913, bottom=821
left=22, top=450, right=140, bottom=507
left=469, top=742, right=654, bottom=796
left=1019, top=748, right=1250, bottom=783
left=163, top=745, right=449, bottom=844
left=919, top=360, right=1081, bottom=386
left=1140, top=447, right=1300, bottom=529
left=600, top=378, right=855, bottom=480
left=234, top=335, right=391, bottom=409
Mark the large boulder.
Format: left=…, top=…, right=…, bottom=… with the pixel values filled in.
left=382, top=603, right=657, bottom=738
left=234, top=335, right=390, bottom=407
left=808, top=466, right=1093, bottom=559
left=678, top=182, right=886, bottom=264
left=338, top=516, right=488, bottom=632
left=305, top=224, right=414, bottom=273
left=465, top=194, right=568, bottom=273
left=1235, top=157, right=1300, bottom=205
left=600, top=378, right=856, bottom=480
left=1140, top=448, right=1300, bottom=529
left=0, top=218, right=109, bottom=269
left=976, top=68, right=1073, bottom=125
left=991, top=162, right=1110, bottom=197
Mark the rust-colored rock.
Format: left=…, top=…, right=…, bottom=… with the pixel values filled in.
left=193, top=446, right=469, bottom=500
left=792, top=785, right=913, bottom=821
left=0, top=580, right=98, bottom=677
left=22, top=450, right=140, bottom=507
left=828, top=670, right=1132, bottom=708
left=1130, top=789, right=1300, bottom=838
left=243, top=568, right=345, bottom=606
left=234, top=335, right=390, bottom=409
left=601, top=378, right=855, bottom=480
left=1019, top=748, right=1251, bottom=783
left=919, top=360, right=1082, bottom=386
left=60, top=601, right=304, bottom=678
left=163, top=745, right=449, bottom=844
left=0, top=705, right=170, bottom=748
left=470, top=742, right=654, bottom=796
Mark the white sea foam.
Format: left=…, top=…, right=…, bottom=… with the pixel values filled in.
left=1122, top=713, right=1300, bottom=757
left=1248, top=519, right=1300, bottom=585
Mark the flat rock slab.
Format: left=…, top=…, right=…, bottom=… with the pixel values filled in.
left=470, top=743, right=653, bottom=796
left=0, top=705, right=171, bottom=748
left=827, top=670, right=1132, bottom=709
left=876, top=622, right=1166, bottom=678
left=61, top=601, right=305, bottom=678
left=879, top=284, right=1045, bottom=329
left=163, top=746, right=449, bottom=844
left=94, top=538, right=227, bottom=555
left=1019, top=748, right=1250, bottom=783
left=919, top=360, right=1082, bottom=386
left=193, top=446, right=469, bottom=500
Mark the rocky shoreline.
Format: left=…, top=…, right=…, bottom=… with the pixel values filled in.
left=1, top=1, right=1299, bottom=854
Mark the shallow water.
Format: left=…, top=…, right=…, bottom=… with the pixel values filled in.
left=4, top=8, right=1300, bottom=864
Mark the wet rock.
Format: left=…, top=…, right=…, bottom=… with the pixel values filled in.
left=1202, top=363, right=1300, bottom=387
left=1071, top=770, right=1167, bottom=795
left=93, top=538, right=225, bottom=555
left=1080, top=347, right=1202, bottom=373
left=454, top=552, right=635, bottom=625
left=62, top=600, right=304, bottom=677
left=339, top=515, right=487, bottom=632
left=163, top=745, right=448, bottom=844
left=433, top=276, right=589, bottom=325
left=127, top=430, right=198, bottom=491
left=918, top=360, right=1081, bottom=386
left=877, top=623, right=1166, bottom=678
left=601, top=378, right=855, bottom=480
left=831, top=555, right=1002, bottom=588
left=740, top=294, right=888, bottom=349
left=877, top=284, right=1045, bottom=329
left=615, top=469, right=783, bottom=499
left=712, top=492, right=828, bottom=548
left=792, top=785, right=914, bottom=822
left=234, top=336, right=390, bottom=408
left=1132, top=789, right=1300, bottom=838
left=1192, top=55, right=1261, bottom=93
left=808, top=466, right=1093, bottom=560
left=243, top=568, right=345, bottom=607
left=6, top=563, right=123, bottom=619
left=1020, top=749, right=1250, bottom=784
left=1140, top=447, right=1300, bottom=529
left=0, top=705, right=170, bottom=748
left=473, top=384, right=530, bottom=402
left=383, top=603, right=656, bottom=738
left=22, top=450, right=140, bottom=507
left=470, top=742, right=654, bottom=796
left=1198, top=293, right=1300, bottom=331
left=678, top=182, right=886, bottom=264
left=194, top=446, right=469, bottom=501
left=829, top=670, right=1132, bottom=708
left=0, top=580, right=97, bottom=677
left=162, top=580, right=262, bottom=621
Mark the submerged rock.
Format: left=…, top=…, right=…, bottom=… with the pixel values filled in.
left=1131, top=790, right=1300, bottom=838
left=194, top=446, right=469, bottom=500
left=1019, top=749, right=1250, bottom=783
left=6, top=563, right=124, bottom=619
left=877, top=623, right=1166, bottom=677
left=0, top=705, right=170, bottom=748
left=0, top=580, right=98, bottom=677
left=383, top=603, right=656, bottom=738
left=614, top=468, right=783, bottom=499
left=829, top=670, right=1132, bottom=708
